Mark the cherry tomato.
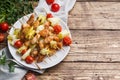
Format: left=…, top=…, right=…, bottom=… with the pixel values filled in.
left=51, top=3, right=60, bottom=12
left=0, top=22, right=9, bottom=32
left=21, top=49, right=27, bottom=55
left=25, top=73, right=37, bottom=80
left=0, top=33, right=5, bottom=42
left=63, top=36, right=72, bottom=46
left=46, top=0, right=54, bottom=5
left=53, top=25, right=62, bottom=34
left=46, top=13, right=53, bottom=18
left=25, top=56, right=34, bottom=64
left=14, top=40, right=23, bottom=48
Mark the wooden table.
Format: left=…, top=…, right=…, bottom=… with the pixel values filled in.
left=1, top=0, right=120, bottom=80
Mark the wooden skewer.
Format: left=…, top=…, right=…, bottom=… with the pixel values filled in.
left=54, top=54, right=57, bottom=57
left=43, top=59, right=47, bottom=63
left=34, top=11, right=39, bottom=17
left=62, top=47, right=65, bottom=51
left=26, top=15, right=29, bottom=18
left=34, top=62, right=41, bottom=70
left=19, top=19, right=24, bottom=24
left=43, top=7, right=49, bottom=14
left=47, top=55, right=52, bottom=61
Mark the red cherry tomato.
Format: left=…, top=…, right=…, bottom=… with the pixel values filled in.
left=46, top=13, right=53, bottom=18
left=0, top=22, right=9, bottom=32
left=51, top=3, right=60, bottom=12
left=21, top=49, right=27, bottom=55
left=53, top=25, right=62, bottom=34
left=0, top=33, right=5, bottom=42
left=25, top=73, right=37, bottom=80
left=63, top=36, right=72, bottom=46
left=14, top=40, right=23, bottom=48
left=46, top=0, right=54, bottom=5
left=25, top=56, right=34, bottom=64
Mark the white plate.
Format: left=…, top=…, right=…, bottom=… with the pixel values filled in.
left=8, top=13, right=71, bottom=69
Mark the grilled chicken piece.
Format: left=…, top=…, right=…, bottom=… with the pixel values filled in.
left=19, top=33, right=25, bottom=41
left=24, top=41, right=30, bottom=47
left=38, top=41, right=44, bottom=49
left=53, top=36, right=60, bottom=42
left=22, top=23, right=30, bottom=28
left=44, top=21, right=50, bottom=29
left=49, top=49, right=56, bottom=56
left=30, top=50, right=38, bottom=58
left=39, top=29, right=49, bottom=38
left=31, top=34, right=40, bottom=44
left=37, top=54, right=46, bottom=62
left=27, top=14, right=35, bottom=25
left=32, top=20, right=40, bottom=29
left=49, top=26, right=54, bottom=32
left=57, top=42, right=63, bottom=49
left=44, top=36, right=53, bottom=44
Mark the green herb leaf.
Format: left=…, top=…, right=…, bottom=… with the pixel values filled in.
left=8, top=62, right=16, bottom=72
left=0, top=51, right=6, bottom=65
left=0, top=0, right=37, bottom=24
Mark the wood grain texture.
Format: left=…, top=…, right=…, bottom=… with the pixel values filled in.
left=64, top=30, right=120, bottom=62
left=37, top=63, right=120, bottom=80
left=68, top=2, right=120, bottom=29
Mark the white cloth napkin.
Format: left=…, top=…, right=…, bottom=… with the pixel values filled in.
left=0, top=0, right=76, bottom=80
left=34, top=0, right=76, bottom=24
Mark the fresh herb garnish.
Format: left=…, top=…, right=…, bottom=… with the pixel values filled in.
left=0, top=0, right=37, bottom=24
left=0, top=51, right=6, bottom=65
left=0, top=51, right=16, bottom=72
left=8, top=62, right=16, bottom=72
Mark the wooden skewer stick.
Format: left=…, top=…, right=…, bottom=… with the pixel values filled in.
left=19, top=19, right=24, bottom=24
left=47, top=55, right=52, bottom=61
left=54, top=54, right=57, bottom=57
left=34, top=62, right=41, bottom=70
left=34, top=11, right=39, bottom=17
left=43, top=7, right=49, bottom=14
left=43, top=59, right=47, bottom=63
left=22, top=17, right=26, bottom=22
left=26, top=15, right=29, bottom=19
left=61, top=47, right=65, bottom=51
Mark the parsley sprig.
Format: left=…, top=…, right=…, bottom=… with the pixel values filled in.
left=0, top=0, right=37, bottom=24
left=0, top=51, right=16, bottom=72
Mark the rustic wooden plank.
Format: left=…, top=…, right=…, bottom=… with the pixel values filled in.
left=68, top=2, right=120, bottom=29
left=37, top=63, right=120, bottom=80
left=71, top=30, right=120, bottom=54
left=62, top=30, right=120, bottom=62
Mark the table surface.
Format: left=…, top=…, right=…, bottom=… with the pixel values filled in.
left=1, top=1, right=120, bottom=80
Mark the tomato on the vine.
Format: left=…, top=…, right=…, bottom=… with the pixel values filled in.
left=53, top=25, right=62, bottom=34
left=25, top=56, right=34, bottom=64
left=46, top=0, right=54, bottom=5
left=0, top=22, right=9, bottom=32
left=63, top=36, right=72, bottom=46
left=14, top=40, right=23, bottom=48
left=51, top=3, right=60, bottom=12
